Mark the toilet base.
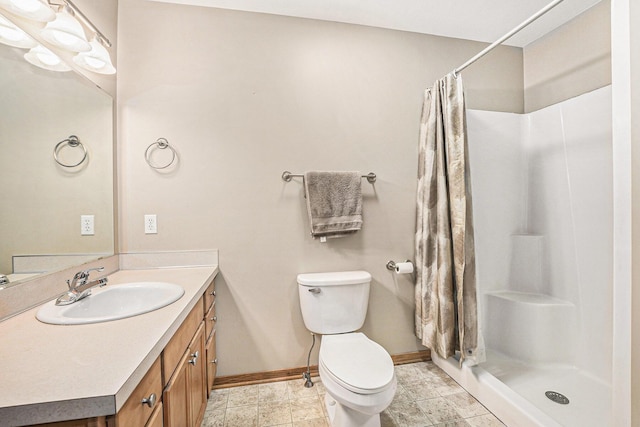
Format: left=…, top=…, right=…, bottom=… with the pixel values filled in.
left=325, top=394, right=381, bottom=427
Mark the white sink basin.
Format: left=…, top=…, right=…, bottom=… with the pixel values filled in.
left=36, top=282, right=185, bottom=325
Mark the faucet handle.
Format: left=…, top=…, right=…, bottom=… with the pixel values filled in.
left=76, top=267, right=105, bottom=280
left=68, top=267, right=105, bottom=289
left=81, top=267, right=105, bottom=276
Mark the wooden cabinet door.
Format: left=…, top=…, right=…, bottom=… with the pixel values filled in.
left=145, top=403, right=163, bottom=427
left=163, top=350, right=189, bottom=427
left=163, top=299, right=204, bottom=386
left=206, top=329, right=217, bottom=396
left=187, top=324, right=207, bottom=427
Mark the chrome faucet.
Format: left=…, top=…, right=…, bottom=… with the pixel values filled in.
left=55, top=267, right=108, bottom=306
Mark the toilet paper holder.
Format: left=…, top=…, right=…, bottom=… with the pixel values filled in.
left=386, top=260, right=411, bottom=271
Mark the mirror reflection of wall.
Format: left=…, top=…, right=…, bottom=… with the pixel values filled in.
left=0, top=42, right=114, bottom=284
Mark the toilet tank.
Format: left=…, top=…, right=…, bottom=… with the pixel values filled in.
left=297, top=271, right=371, bottom=334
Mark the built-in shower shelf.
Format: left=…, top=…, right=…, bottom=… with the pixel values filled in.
left=485, top=290, right=576, bottom=364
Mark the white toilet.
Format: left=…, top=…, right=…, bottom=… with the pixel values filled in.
left=297, top=271, right=397, bottom=427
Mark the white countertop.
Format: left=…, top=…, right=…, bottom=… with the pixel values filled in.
left=0, top=266, right=218, bottom=427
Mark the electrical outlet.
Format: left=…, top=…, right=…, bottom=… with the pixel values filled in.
left=81, top=215, right=94, bottom=236
left=144, top=214, right=157, bottom=234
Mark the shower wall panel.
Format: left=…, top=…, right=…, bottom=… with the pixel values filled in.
left=467, top=86, right=612, bottom=384
left=465, top=111, right=526, bottom=295
left=525, top=86, right=613, bottom=383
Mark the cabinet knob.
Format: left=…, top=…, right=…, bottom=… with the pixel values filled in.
left=189, top=351, right=199, bottom=365
left=210, top=290, right=216, bottom=296
left=212, top=358, right=218, bottom=364
left=212, top=316, right=217, bottom=322
left=141, top=393, right=157, bottom=408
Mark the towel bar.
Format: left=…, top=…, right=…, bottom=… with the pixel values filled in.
left=282, top=171, right=376, bottom=184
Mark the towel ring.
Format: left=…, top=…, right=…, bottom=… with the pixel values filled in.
left=53, top=135, right=87, bottom=168
left=145, top=138, right=177, bottom=169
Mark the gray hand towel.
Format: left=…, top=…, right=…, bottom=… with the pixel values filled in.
left=304, top=171, right=363, bottom=238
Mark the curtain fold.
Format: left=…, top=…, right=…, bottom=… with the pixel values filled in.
left=414, top=73, right=481, bottom=364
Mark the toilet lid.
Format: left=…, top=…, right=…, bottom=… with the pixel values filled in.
left=320, top=333, right=394, bottom=394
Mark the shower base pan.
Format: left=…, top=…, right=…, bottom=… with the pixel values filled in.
left=433, top=350, right=611, bottom=427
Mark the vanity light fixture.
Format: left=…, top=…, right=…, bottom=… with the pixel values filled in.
left=0, top=0, right=115, bottom=74
left=0, top=14, right=37, bottom=48
left=0, top=0, right=54, bottom=23
left=40, top=6, right=89, bottom=52
left=73, top=37, right=115, bottom=74
left=47, top=0, right=115, bottom=74
left=24, top=44, right=71, bottom=71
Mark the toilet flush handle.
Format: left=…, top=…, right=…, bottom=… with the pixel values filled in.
left=308, top=288, right=321, bottom=294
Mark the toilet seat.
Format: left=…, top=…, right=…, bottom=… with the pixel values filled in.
left=319, top=333, right=394, bottom=395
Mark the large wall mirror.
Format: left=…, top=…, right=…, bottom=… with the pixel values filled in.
left=0, top=40, right=114, bottom=288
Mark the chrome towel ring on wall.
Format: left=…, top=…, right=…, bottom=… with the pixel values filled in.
left=53, top=135, right=87, bottom=168
left=145, top=137, right=177, bottom=169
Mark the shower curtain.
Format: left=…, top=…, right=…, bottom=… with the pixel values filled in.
left=414, top=73, right=481, bottom=364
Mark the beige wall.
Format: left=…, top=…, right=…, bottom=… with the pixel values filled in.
left=523, top=0, right=611, bottom=112
left=630, top=0, right=640, bottom=423
left=117, top=0, right=523, bottom=376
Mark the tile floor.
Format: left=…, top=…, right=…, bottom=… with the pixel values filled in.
left=201, top=361, right=505, bottom=427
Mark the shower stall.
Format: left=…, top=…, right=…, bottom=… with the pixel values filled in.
left=433, top=86, right=613, bottom=427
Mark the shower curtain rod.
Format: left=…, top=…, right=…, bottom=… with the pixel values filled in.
left=453, top=0, right=565, bottom=76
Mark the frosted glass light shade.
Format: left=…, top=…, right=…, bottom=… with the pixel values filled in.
left=73, top=38, right=115, bottom=74
left=24, top=44, right=71, bottom=72
left=40, top=9, right=90, bottom=52
left=0, top=14, right=36, bottom=48
left=0, top=0, right=54, bottom=23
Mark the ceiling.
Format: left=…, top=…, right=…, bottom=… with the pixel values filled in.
left=148, top=0, right=602, bottom=47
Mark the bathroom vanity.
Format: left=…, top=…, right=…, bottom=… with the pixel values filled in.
left=0, top=266, right=218, bottom=427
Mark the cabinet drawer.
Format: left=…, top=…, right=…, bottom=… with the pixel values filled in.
left=115, top=357, right=162, bottom=427
left=163, top=297, right=204, bottom=384
left=203, top=280, right=216, bottom=313
left=204, top=301, right=217, bottom=340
